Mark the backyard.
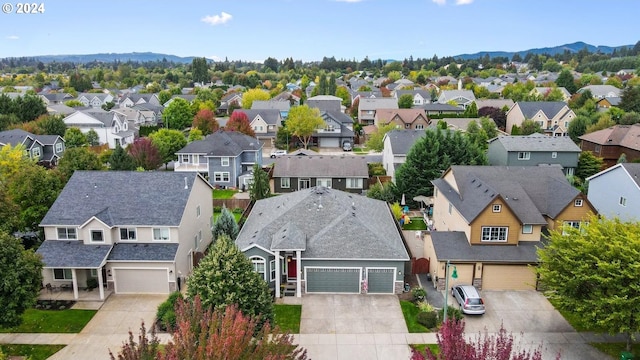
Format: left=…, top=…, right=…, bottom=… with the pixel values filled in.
left=0, top=308, right=97, bottom=333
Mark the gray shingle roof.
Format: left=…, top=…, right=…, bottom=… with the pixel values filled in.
left=40, top=171, right=203, bottom=227
left=236, top=187, right=409, bottom=260
left=431, top=231, right=540, bottom=263
left=489, top=135, right=581, bottom=152
left=432, top=165, right=579, bottom=224
left=385, top=129, right=426, bottom=155
left=0, top=129, right=35, bottom=146
left=36, top=240, right=112, bottom=268
left=233, top=109, right=281, bottom=126
left=622, top=163, right=640, bottom=187
left=516, top=101, right=568, bottom=119
left=108, top=243, right=179, bottom=261
left=273, top=155, right=368, bottom=177
left=251, top=101, right=290, bottom=111
left=176, top=130, right=262, bottom=156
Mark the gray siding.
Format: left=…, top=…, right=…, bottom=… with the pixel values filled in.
left=273, top=177, right=368, bottom=193
left=588, top=168, right=640, bottom=222
left=487, top=141, right=508, bottom=166
left=504, top=151, right=578, bottom=174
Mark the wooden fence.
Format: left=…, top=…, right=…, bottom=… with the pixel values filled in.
left=212, top=198, right=252, bottom=210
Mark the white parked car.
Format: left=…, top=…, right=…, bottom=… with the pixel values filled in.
left=270, top=149, right=287, bottom=158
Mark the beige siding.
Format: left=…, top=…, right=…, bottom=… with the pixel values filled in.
left=80, top=218, right=113, bottom=245
left=469, top=198, right=520, bottom=245
left=548, top=194, right=595, bottom=231
left=519, top=225, right=543, bottom=241
left=440, top=263, right=474, bottom=288
left=482, top=265, right=537, bottom=290
left=432, top=187, right=470, bottom=239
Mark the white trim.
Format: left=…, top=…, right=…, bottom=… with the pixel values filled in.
left=79, top=215, right=113, bottom=229
left=249, top=256, right=267, bottom=281
left=152, top=227, right=170, bottom=241
left=304, top=266, right=362, bottom=294
left=241, top=243, right=277, bottom=256
left=112, top=267, right=171, bottom=294
left=365, top=267, right=397, bottom=294
left=90, top=229, right=105, bottom=243
left=269, top=259, right=276, bottom=282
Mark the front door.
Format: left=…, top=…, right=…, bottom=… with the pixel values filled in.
left=299, top=178, right=310, bottom=190
left=287, top=256, right=297, bottom=280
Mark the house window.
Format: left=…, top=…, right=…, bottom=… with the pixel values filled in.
left=574, top=199, right=583, bottom=207
left=57, top=227, right=77, bottom=240
left=250, top=256, right=266, bottom=280
left=566, top=168, right=575, bottom=176
left=317, top=178, right=332, bottom=188
left=324, top=124, right=335, bottom=131
left=492, top=204, right=501, bottom=213
left=517, top=152, right=530, bottom=160
left=346, top=178, right=363, bottom=189
left=551, top=152, right=557, bottom=159
left=221, top=157, right=230, bottom=166
left=522, top=224, right=533, bottom=234
left=562, top=221, right=581, bottom=235
left=620, top=197, right=627, bottom=207
left=153, top=228, right=170, bottom=241
left=32, top=147, right=41, bottom=157
left=405, top=123, right=410, bottom=129
left=119, top=228, right=136, bottom=241
left=214, top=172, right=230, bottom=182
left=594, top=144, right=601, bottom=153
left=53, top=268, right=73, bottom=280
left=270, top=259, right=276, bottom=282
left=281, top=177, right=290, bottom=188
left=90, top=269, right=98, bottom=277
left=90, top=230, right=104, bottom=242
left=415, top=124, right=424, bottom=130
left=481, top=226, right=508, bottom=242
left=197, top=205, right=201, bottom=218
left=55, top=143, right=63, bottom=153
left=180, top=154, right=189, bottom=163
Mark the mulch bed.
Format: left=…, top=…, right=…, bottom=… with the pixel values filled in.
left=34, top=300, right=76, bottom=310
left=397, top=272, right=421, bottom=301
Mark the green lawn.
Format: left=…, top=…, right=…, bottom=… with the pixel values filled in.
left=213, top=211, right=242, bottom=223
left=274, top=304, right=302, bottom=333
left=400, top=300, right=429, bottom=333
left=353, top=146, right=369, bottom=154
left=0, top=309, right=97, bottom=333
left=402, top=217, right=427, bottom=230
left=212, top=189, right=238, bottom=199
left=0, top=344, right=65, bottom=360
left=410, top=344, right=439, bottom=356
left=547, top=298, right=605, bottom=332
left=592, top=343, right=639, bottom=358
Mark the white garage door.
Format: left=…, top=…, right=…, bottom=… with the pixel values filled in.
left=114, top=268, right=170, bottom=294
left=447, top=263, right=474, bottom=288
left=319, top=138, right=340, bottom=148
left=482, top=265, right=537, bottom=290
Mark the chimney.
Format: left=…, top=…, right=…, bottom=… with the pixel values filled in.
left=458, top=79, right=462, bottom=90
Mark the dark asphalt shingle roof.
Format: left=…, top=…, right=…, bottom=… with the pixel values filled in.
left=176, top=130, right=262, bottom=156
left=107, top=243, right=179, bottom=261
left=233, top=109, right=281, bottom=125
left=515, top=101, right=568, bottom=119
left=430, top=231, right=541, bottom=263
left=0, top=129, right=37, bottom=146
left=385, top=129, right=426, bottom=155
left=273, top=155, right=368, bottom=177
left=40, top=171, right=201, bottom=227
left=36, top=240, right=112, bottom=268
left=489, top=134, right=581, bottom=152
left=236, top=187, right=409, bottom=260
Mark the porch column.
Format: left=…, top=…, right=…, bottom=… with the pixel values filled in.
left=97, top=267, right=104, bottom=300
left=296, top=250, right=302, bottom=297
left=71, top=269, right=79, bottom=300
left=274, top=251, right=281, bottom=298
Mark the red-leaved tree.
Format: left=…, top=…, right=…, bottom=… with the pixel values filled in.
left=192, top=109, right=219, bottom=136
left=412, top=319, right=551, bottom=360
left=109, top=296, right=307, bottom=360
left=225, top=111, right=256, bottom=137
left=127, top=138, right=163, bottom=171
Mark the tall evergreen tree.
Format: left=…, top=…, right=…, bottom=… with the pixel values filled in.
left=109, top=143, right=136, bottom=170
left=248, top=164, right=270, bottom=201
left=555, top=69, right=577, bottom=94
left=212, top=206, right=239, bottom=241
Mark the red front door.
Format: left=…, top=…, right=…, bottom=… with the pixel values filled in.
left=287, top=257, right=297, bottom=279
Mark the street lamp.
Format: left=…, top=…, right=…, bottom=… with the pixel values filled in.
left=442, top=260, right=458, bottom=322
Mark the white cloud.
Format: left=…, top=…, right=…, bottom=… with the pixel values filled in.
left=455, top=0, right=474, bottom=4
left=201, top=12, right=232, bottom=26
left=6, top=35, right=19, bottom=40
left=432, top=0, right=446, bottom=5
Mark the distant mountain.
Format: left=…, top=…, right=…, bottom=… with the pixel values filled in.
left=453, top=41, right=636, bottom=60
left=17, top=52, right=206, bottom=64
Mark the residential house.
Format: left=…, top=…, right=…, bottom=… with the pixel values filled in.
left=586, top=163, right=640, bottom=222
left=36, top=171, right=213, bottom=300
left=271, top=91, right=301, bottom=106
left=577, top=85, right=622, bottom=99
left=506, top=101, right=576, bottom=136
left=113, top=103, right=164, bottom=130
left=426, top=165, right=595, bottom=290
left=393, top=90, right=433, bottom=106
left=435, top=118, right=497, bottom=133
left=358, top=98, right=398, bottom=125
left=307, top=95, right=343, bottom=113
left=39, top=93, right=73, bottom=106
left=596, top=97, right=622, bottom=110
left=63, top=109, right=134, bottom=149
left=235, top=186, right=410, bottom=297
left=251, top=100, right=290, bottom=119
left=46, top=104, right=77, bottom=117
left=217, top=92, right=243, bottom=115
left=162, top=94, right=197, bottom=107
left=313, top=111, right=354, bottom=148
left=118, top=93, right=161, bottom=108
left=475, top=99, right=514, bottom=111
left=381, top=129, right=425, bottom=182
left=418, top=103, right=465, bottom=116
left=350, top=90, right=383, bottom=107
left=579, top=124, right=640, bottom=167
left=437, top=90, right=476, bottom=109
left=487, top=134, right=581, bottom=175
left=272, top=155, right=368, bottom=193
left=0, top=129, right=65, bottom=166
left=374, top=109, right=430, bottom=130
left=233, top=109, right=282, bottom=147
left=174, top=130, right=263, bottom=189
left=530, top=87, right=571, bottom=101
left=76, top=92, right=114, bottom=108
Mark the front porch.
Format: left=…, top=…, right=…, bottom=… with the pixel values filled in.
left=38, top=286, right=113, bottom=302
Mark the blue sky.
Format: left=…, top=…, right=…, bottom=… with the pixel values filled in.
left=1, top=0, right=638, bottom=62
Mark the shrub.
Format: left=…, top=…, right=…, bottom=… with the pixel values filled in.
left=416, top=311, right=438, bottom=329
left=86, top=277, right=98, bottom=289
left=417, top=301, right=434, bottom=313
left=156, top=291, right=183, bottom=331
left=412, top=287, right=427, bottom=302
left=439, top=307, right=463, bottom=323
left=232, top=207, right=243, bottom=214
left=213, top=206, right=222, bottom=212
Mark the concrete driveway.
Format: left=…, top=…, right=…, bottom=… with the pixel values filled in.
left=48, top=294, right=169, bottom=360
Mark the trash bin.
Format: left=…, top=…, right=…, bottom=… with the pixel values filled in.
left=621, top=351, right=634, bottom=360
left=404, top=283, right=410, bottom=292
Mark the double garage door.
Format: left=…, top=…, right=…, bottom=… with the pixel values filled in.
left=113, top=268, right=170, bottom=294
left=305, top=267, right=395, bottom=294
left=482, top=265, right=537, bottom=290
